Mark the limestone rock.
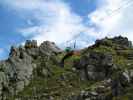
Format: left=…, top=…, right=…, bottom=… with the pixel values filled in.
left=0, top=40, right=62, bottom=98
left=75, top=52, right=114, bottom=81
left=0, top=36, right=133, bottom=99
left=39, top=41, right=62, bottom=56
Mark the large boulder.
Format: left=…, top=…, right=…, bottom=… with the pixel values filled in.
left=39, top=41, right=62, bottom=56
left=75, top=52, right=114, bottom=81
left=4, top=53, right=35, bottom=94
left=119, top=70, right=131, bottom=86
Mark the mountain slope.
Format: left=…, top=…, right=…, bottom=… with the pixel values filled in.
left=0, top=36, right=133, bottom=100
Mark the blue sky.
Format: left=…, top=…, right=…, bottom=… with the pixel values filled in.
left=64, top=0, right=97, bottom=16
left=0, top=0, right=133, bottom=59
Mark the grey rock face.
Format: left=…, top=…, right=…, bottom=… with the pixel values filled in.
left=75, top=52, right=114, bottom=81
left=0, top=40, right=62, bottom=97
left=39, top=41, right=62, bottom=56
left=119, top=70, right=131, bottom=86
left=4, top=52, right=35, bottom=94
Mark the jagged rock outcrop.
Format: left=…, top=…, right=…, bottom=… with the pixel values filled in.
left=111, top=36, right=132, bottom=48
left=0, top=36, right=133, bottom=100
left=39, top=41, right=62, bottom=56
left=0, top=40, right=62, bottom=99
left=74, top=52, right=114, bottom=81
left=94, top=36, right=132, bottom=50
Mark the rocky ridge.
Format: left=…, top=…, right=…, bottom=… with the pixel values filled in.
left=0, top=36, right=133, bottom=100
left=0, top=40, right=62, bottom=99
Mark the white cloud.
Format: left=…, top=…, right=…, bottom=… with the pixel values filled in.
left=88, top=0, right=133, bottom=42
left=1, top=0, right=133, bottom=49
left=1, top=0, right=88, bottom=47
left=0, top=48, right=4, bottom=57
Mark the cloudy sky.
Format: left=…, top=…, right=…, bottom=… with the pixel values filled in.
left=0, top=0, right=133, bottom=59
